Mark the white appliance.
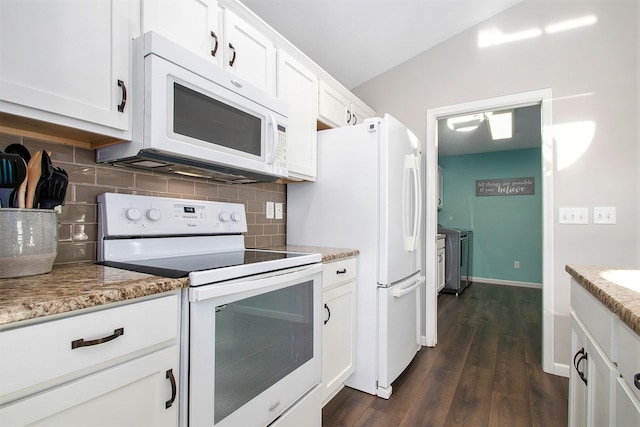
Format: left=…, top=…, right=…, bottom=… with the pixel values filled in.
left=97, top=32, right=288, bottom=184
left=97, top=193, right=322, bottom=427
left=287, top=114, right=424, bottom=398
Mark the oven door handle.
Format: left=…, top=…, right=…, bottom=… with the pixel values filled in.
left=189, top=264, right=323, bottom=302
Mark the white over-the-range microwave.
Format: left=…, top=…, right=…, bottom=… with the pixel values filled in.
left=97, top=32, right=288, bottom=184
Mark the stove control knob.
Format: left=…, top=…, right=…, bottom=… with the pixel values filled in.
left=231, top=212, right=242, bottom=222
left=125, top=207, right=142, bottom=221
left=146, top=208, right=161, bottom=222
left=219, top=212, right=230, bottom=222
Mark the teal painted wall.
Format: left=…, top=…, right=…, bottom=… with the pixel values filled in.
left=438, top=148, right=542, bottom=283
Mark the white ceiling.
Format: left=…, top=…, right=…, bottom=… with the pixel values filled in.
left=241, top=0, right=524, bottom=89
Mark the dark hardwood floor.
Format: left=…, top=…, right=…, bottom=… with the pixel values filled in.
left=322, top=283, right=569, bottom=427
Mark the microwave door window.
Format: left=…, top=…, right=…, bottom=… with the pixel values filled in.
left=173, top=83, right=262, bottom=158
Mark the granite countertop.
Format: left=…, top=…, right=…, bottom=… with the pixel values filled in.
left=284, top=245, right=359, bottom=262
left=566, top=264, right=640, bottom=336
left=0, top=247, right=358, bottom=328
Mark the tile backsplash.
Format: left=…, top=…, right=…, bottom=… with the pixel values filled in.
left=0, top=133, right=287, bottom=265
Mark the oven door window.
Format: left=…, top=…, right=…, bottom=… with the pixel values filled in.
left=173, top=82, right=262, bottom=158
left=214, top=280, right=314, bottom=424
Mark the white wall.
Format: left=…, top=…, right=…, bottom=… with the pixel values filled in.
left=353, top=0, right=639, bottom=370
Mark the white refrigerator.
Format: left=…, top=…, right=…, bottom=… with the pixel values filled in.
left=287, top=114, right=424, bottom=398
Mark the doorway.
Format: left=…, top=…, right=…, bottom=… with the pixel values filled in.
left=423, top=89, right=555, bottom=375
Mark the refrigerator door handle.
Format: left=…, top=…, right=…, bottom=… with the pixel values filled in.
left=402, top=154, right=422, bottom=252
left=392, top=276, right=425, bottom=298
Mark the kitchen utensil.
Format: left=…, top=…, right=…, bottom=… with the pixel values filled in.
left=25, top=150, right=42, bottom=209
left=38, top=167, right=68, bottom=209
left=4, top=143, right=31, bottom=164
left=0, top=151, right=27, bottom=208
left=4, top=144, right=31, bottom=208
left=25, top=150, right=53, bottom=209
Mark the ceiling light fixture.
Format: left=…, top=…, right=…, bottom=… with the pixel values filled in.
left=447, top=114, right=484, bottom=132
left=485, top=111, right=513, bottom=140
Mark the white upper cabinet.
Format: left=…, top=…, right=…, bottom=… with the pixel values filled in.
left=141, top=0, right=221, bottom=66
left=222, top=8, right=277, bottom=95
left=318, top=80, right=375, bottom=128
left=0, top=0, right=133, bottom=141
left=318, top=80, right=351, bottom=128
left=277, top=50, right=318, bottom=180
left=141, top=0, right=276, bottom=95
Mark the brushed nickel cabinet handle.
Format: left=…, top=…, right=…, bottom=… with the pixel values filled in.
left=71, top=327, right=124, bottom=349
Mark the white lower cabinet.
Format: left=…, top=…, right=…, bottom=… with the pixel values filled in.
left=0, top=345, right=178, bottom=426
left=569, top=279, right=640, bottom=426
left=321, top=257, right=357, bottom=406
left=0, top=294, right=180, bottom=426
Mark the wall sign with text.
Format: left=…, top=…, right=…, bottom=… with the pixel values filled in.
left=476, top=177, right=535, bottom=196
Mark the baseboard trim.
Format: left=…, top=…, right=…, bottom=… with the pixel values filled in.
left=471, top=277, right=542, bottom=289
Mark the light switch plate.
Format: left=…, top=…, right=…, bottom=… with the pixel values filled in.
left=559, top=207, right=588, bottom=224
left=593, top=207, right=616, bottom=224
left=266, top=201, right=274, bottom=219
left=275, top=203, right=283, bottom=219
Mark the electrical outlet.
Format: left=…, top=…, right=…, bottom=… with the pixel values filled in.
left=593, top=207, right=616, bottom=224
left=514, top=261, right=520, bottom=269
left=559, top=207, right=588, bottom=224
left=266, top=201, right=274, bottom=219
left=275, top=203, right=283, bottom=219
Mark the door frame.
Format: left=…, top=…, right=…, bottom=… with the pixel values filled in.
left=424, top=89, right=555, bottom=374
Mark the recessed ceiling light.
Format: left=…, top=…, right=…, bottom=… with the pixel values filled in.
left=447, top=114, right=484, bottom=132
left=485, top=111, right=513, bottom=140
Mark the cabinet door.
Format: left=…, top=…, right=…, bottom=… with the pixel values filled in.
left=318, top=80, right=350, bottom=128
left=321, top=281, right=356, bottom=405
left=0, top=0, right=131, bottom=138
left=141, top=0, right=220, bottom=66
left=569, top=313, right=588, bottom=427
left=585, top=331, right=617, bottom=427
left=0, top=346, right=179, bottom=427
left=615, top=377, right=640, bottom=427
left=277, top=50, right=318, bottom=180
left=223, top=9, right=276, bottom=95
left=437, top=246, right=445, bottom=293
left=349, top=99, right=375, bottom=126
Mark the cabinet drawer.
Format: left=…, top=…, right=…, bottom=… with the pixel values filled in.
left=0, top=294, right=179, bottom=402
left=323, top=258, right=356, bottom=290
left=570, top=279, right=615, bottom=360
left=617, top=319, right=640, bottom=401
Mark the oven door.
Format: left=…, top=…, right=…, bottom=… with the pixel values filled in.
left=188, top=263, right=322, bottom=427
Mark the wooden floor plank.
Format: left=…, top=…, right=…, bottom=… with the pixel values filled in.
left=322, top=284, right=568, bottom=427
